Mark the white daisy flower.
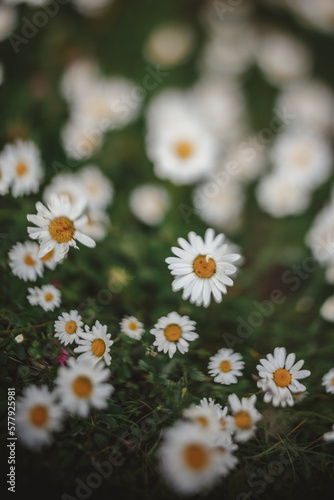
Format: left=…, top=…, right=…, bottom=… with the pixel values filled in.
left=208, top=348, right=244, bottom=385
left=221, top=137, right=268, bottom=183
left=322, top=368, right=334, bottom=394
left=256, top=172, right=311, bottom=218
left=74, top=320, right=113, bottom=366
left=150, top=311, right=198, bottom=358
left=215, top=434, right=239, bottom=476
left=61, top=118, right=103, bottom=161
left=143, top=23, right=195, bottom=67
left=0, top=140, right=43, bottom=197
left=43, top=173, right=84, bottom=207
left=320, top=296, right=334, bottom=322
left=193, top=180, right=244, bottom=233
left=165, top=228, right=241, bottom=308
left=182, top=404, right=222, bottom=434
left=323, top=424, right=334, bottom=442
left=60, top=58, right=98, bottom=102
left=270, top=127, right=332, bottom=189
left=119, top=316, right=144, bottom=340
left=305, top=194, right=334, bottom=267
left=54, top=310, right=84, bottom=346
left=78, top=165, right=113, bottom=210
left=8, top=241, right=44, bottom=282
left=129, top=184, right=170, bottom=226
left=196, top=398, right=230, bottom=435
left=38, top=284, right=61, bottom=311
left=227, top=394, right=262, bottom=442
left=39, top=248, right=58, bottom=270
left=255, top=30, right=312, bottom=87
left=158, top=421, right=227, bottom=495
left=80, top=210, right=110, bottom=241
left=288, top=0, right=334, bottom=34
left=256, top=347, right=311, bottom=407
left=16, top=385, right=63, bottom=450
left=27, top=286, right=41, bottom=306
left=27, top=194, right=96, bottom=263
left=55, top=357, right=114, bottom=417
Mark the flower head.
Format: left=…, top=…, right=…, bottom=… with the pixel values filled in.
left=74, top=320, right=113, bottom=366
left=208, top=348, right=244, bottom=385
left=150, top=311, right=198, bottom=358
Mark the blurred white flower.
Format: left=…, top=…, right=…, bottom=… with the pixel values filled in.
left=129, top=184, right=170, bottom=226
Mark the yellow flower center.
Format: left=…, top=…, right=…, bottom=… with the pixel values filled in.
left=183, top=444, right=209, bottom=470
left=196, top=416, right=209, bottom=428
left=273, top=368, right=292, bottom=388
left=65, top=321, right=77, bottom=334
left=129, top=321, right=138, bottom=331
left=72, top=376, right=93, bottom=398
left=16, top=161, right=28, bottom=177
left=29, top=405, right=49, bottom=427
left=24, top=254, right=36, bottom=267
left=331, top=377, right=334, bottom=386
left=41, top=249, right=55, bottom=261
left=49, top=217, right=75, bottom=243
left=91, top=339, right=106, bottom=357
left=164, top=324, right=182, bottom=342
left=193, top=255, right=216, bottom=278
left=175, top=141, right=193, bottom=159
left=234, top=410, right=252, bottom=430
left=219, top=360, right=231, bottom=372
left=44, top=293, right=54, bottom=302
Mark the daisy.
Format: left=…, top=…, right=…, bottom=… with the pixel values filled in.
left=157, top=421, right=227, bottom=495
left=182, top=404, right=222, bottom=434
left=79, top=165, right=114, bottom=210
left=208, top=348, right=244, bottom=385
left=305, top=195, right=334, bottom=266
left=61, top=118, right=103, bottom=161
left=14, top=334, right=24, bottom=343
left=54, top=310, right=84, bottom=346
left=143, top=23, right=195, bottom=67
left=320, top=296, right=334, bottom=322
left=270, top=127, right=332, bottom=189
left=27, top=286, right=41, bottom=306
left=227, top=394, right=262, bottom=442
left=0, top=140, right=43, bottom=197
left=16, top=385, right=63, bottom=449
left=27, top=194, right=96, bottom=263
left=129, top=184, right=170, bottom=226
left=322, top=368, right=334, bottom=394
left=196, top=398, right=230, bottom=435
left=43, top=173, right=84, bottom=207
left=150, top=312, right=198, bottom=358
left=323, top=424, right=334, bottom=442
left=39, top=248, right=58, bottom=270
left=38, top=284, right=61, bottom=311
left=8, top=241, right=44, bottom=282
left=119, top=316, right=145, bottom=340
left=60, top=58, right=98, bottom=102
left=80, top=210, right=110, bottom=241
left=256, top=172, right=311, bottom=218
left=215, top=434, right=239, bottom=476
left=55, top=357, right=114, bottom=417
left=256, top=347, right=311, bottom=407
left=165, top=228, right=241, bottom=307
left=74, top=320, right=113, bottom=366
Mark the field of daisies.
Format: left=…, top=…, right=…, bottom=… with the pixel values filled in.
left=1, top=0, right=334, bottom=499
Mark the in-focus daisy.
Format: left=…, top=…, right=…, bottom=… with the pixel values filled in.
left=158, top=421, right=227, bottom=495
left=8, top=241, right=44, bottom=282
left=320, top=296, right=334, bottom=322
left=208, top=348, right=244, bottom=385
left=16, top=385, right=63, bottom=449
left=166, top=228, right=241, bottom=307
left=0, top=140, right=43, bottom=197
left=257, top=347, right=311, bottom=407
left=150, top=311, right=198, bottom=358
left=74, top=320, right=113, bottom=366
left=323, top=424, right=334, bottom=442
left=55, top=357, right=114, bottom=417
left=322, top=368, right=334, bottom=394
left=38, top=284, right=61, bottom=311
left=227, top=394, right=262, bottom=442
left=27, top=194, right=96, bottom=262
left=79, top=165, right=114, bottom=210
left=119, top=316, right=144, bottom=340
left=129, top=184, right=170, bottom=226
left=54, top=310, right=84, bottom=346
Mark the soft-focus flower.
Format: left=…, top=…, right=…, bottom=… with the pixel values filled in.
left=208, top=348, right=244, bottom=385
left=119, top=316, right=144, bottom=340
